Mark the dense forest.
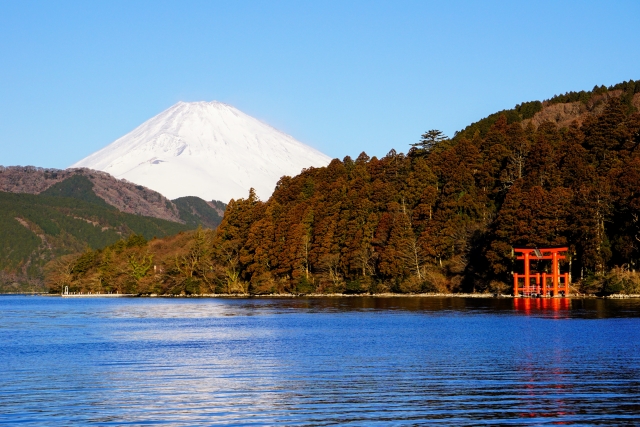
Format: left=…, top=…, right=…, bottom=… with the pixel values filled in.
left=0, top=174, right=226, bottom=292
left=48, top=81, right=640, bottom=295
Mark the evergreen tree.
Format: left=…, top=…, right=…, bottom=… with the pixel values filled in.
left=411, top=130, right=447, bottom=154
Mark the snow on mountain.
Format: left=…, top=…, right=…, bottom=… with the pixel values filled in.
left=70, top=101, right=332, bottom=202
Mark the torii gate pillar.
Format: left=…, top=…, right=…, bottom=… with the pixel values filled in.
left=513, top=247, right=570, bottom=297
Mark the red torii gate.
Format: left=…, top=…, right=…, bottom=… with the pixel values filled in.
left=513, top=247, right=570, bottom=297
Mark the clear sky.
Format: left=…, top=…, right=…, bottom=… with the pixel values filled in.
left=1, top=0, right=639, bottom=168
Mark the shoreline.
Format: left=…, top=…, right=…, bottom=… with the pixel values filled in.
left=5, top=292, right=640, bottom=299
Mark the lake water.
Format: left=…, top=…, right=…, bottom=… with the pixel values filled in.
left=1, top=296, right=640, bottom=426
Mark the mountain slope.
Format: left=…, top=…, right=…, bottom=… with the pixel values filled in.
left=172, top=196, right=225, bottom=229
left=69, top=101, right=332, bottom=202
left=0, top=172, right=225, bottom=289
left=40, top=174, right=115, bottom=208
left=0, top=166, right=183, bottom=222
left=0, top=166, right=225, bottom=227
left=0, top=190, right=190, bottom=280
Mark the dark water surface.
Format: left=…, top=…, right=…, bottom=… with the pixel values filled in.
left=1, top=296, right=640, bottom=426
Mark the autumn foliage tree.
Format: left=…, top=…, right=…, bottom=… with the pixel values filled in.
left=52, top=81, right=640, bottom=295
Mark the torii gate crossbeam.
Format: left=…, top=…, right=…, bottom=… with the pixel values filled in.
left=513, top=247, right=570, bottom=297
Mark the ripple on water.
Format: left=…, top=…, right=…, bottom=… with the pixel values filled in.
left=1, top=296, right=640, bottom=425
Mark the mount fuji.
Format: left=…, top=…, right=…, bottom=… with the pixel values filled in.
left=70, top=101, right=332, bottom=202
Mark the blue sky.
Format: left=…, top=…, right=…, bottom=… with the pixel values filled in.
left=1, top=0, right=639, bottom=168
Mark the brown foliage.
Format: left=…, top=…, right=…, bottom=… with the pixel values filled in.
left=53, top=89, right=640, bottom=294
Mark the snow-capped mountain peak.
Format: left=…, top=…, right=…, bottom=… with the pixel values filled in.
left=70, top=101, right=332, bottom=202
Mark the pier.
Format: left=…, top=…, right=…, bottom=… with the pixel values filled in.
left=61, top=286, right=133, bottom=297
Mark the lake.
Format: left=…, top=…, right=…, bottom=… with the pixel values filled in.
left=1, top=296, right=639, bottom=425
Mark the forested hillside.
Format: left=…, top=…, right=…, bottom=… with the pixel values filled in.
left=172, top=196, right=225, bottom=229
left=0, top=188, right=192, bottom=287
left=455, top=80, right=640, bottom=141
left=49, top=81, right=640, bottom=295
left=0, top=174, right=225, bottom=292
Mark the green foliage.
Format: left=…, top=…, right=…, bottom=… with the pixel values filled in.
left=72, top=251, right=97, bottom=275
left=301, top=178, right=315, bottom=199
left=183, top=277, right=202, bottom=295
left=172, top=196, right=225, bottom=229
left=126, top=234, right=148, bottom=248
left=345, top=280, right=367, bottom=294
left=41, top=175, right=113, bottom=208
left=0, top=189, right=190, bottom=282
left=0, top=214, right=41, bottom=271
left=296, top=276, right=315, bottom=294
left=128, top=252, right=153, bottom=280
left=546, top=90, right=591, bottom=106
left=411, top=130, right=448, bottom=154
left=515, top=101, right=543, bottom=119
left=601, top=278, right=624, bottom=295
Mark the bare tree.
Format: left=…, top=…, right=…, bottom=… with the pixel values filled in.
left=45, top=254, right=76, bottom=292
left=300, top=233, right=311, bottom=280
left=319, top=254, right=344, bottom=289
left=356, top=244, right=377, bottom=277
left=405, top=236, right=424, bottom=280
left=219, top=240, right=246, bottom=293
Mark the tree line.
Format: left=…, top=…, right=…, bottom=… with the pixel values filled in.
left=50, top=88, right=640, bottom=295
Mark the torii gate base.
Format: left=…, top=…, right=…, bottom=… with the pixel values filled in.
left=513, top=247, right=570, bottom=297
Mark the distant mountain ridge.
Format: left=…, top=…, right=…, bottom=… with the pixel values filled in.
left=69, top=101, right=332, bottom=202
left=0, top=166, right=182, bottom=221
left=0, top=166, right=225, bottom=227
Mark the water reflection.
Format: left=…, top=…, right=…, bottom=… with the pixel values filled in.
left=1, top=296, right=640, bottom=425
left=513, top=297, right=571, bottom=318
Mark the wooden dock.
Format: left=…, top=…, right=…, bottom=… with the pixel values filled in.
left=61, top=293, right=134, bottom=298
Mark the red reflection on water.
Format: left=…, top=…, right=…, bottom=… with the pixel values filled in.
left=516, top=355, right=575, bottom=422
left=514, top=298, right=570, bottom=318
left=513, top=298, right=575, bottom=421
